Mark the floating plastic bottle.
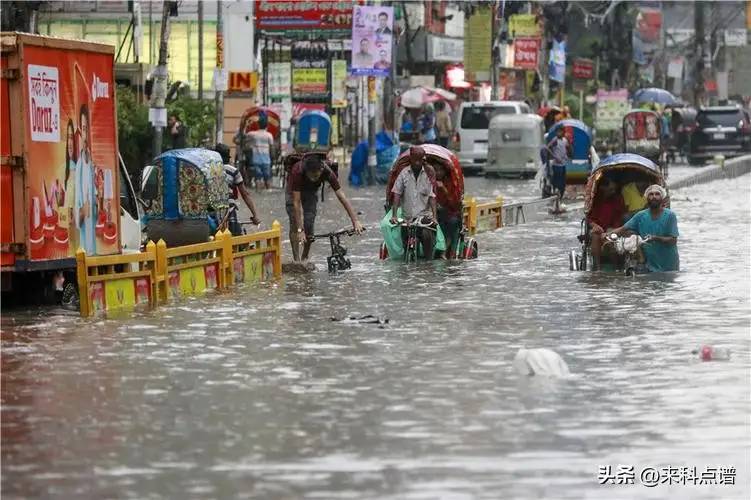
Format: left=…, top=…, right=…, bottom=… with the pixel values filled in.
left=693, top=345, right=732, bottom=361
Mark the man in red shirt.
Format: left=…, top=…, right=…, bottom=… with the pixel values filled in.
left=587, top=177, right=625, bottom=270
left=286, top=155, right=364, bottom=262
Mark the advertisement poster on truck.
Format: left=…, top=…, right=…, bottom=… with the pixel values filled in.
left=23, top=45, right=120, bottom=261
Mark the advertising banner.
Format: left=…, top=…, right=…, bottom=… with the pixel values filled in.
left=549, top=40, right=566, bottom=83
left=24, top=45, right=120, bottom=261
left=633, top=6, right=662, bottom=65
left=595, top=89, right=629, bottom=131
left=350, top=5, right=393, bottom=77
left=268, top=62, right=292, bottom=99
left=508, top=14, right=541, bottom=37
left=292, top=41, right=328, bottom=99
left=256, top=0, right=356, bottom=33
left=331, top=59, right=348, bottom=108
left=513, top=38, right=540, bottom=70
left=464, top=5, right=492, bottom=81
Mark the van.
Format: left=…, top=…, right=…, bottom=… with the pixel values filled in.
left=452, top=101, right=531, bottom=174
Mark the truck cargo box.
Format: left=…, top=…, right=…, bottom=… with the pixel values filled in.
left=1, top=33, right=122, bottom=273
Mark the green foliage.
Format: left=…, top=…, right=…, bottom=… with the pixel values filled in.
left=116, top=85, right=151, bottom=181
left=166, top=92, right=215, bottom=149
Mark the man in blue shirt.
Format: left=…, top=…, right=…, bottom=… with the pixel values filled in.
left=610, top=184, right=679, bottom=272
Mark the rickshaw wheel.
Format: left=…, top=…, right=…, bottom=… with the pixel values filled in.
left=569, top=250, right=577, bottom=271
left=579, top=248, right=588, bottom=271
left=379, top=242, right=389, bottom=260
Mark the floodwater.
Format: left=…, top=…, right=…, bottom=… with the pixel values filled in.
left=2, top=172, right=749, bottom=500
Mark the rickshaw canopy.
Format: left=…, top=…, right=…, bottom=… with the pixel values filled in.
left=239, top=106, right=281, bottom=139
left=148, top=148, right=228, bottom=220
left=545, top=119, right=593, bottom=160
left=295, top=110, right=332, bottom=152
left=623, top=109, right=662, bottom=159
left=584, top=153, right=665, bottom=216
left=386, top=144, right=463, bottom=210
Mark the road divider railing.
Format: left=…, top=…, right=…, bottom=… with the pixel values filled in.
left=463, top=196, right=504, bottom=235
left=77, top=221, right=283, bottom=317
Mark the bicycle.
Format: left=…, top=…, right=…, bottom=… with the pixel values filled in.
left=397, top=217, right=437, bottom=263
left=310, top=228, right=363, bottom=273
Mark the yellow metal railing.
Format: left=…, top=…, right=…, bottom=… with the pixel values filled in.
left=77, top=221, right=283, bottom=317
left=463, top=196, right=504, bottom=235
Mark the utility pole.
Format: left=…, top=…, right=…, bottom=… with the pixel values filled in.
left=150, top=0, right=172, bottom=157
left=215, top=0, right=224, bottom=144
left=367, top=76, right=376, bottom=185
left=198, top=0, right=203, bottom=100
left=694, top=1, right=705, bottom=107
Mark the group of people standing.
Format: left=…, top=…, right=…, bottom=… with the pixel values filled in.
left=400, top=101, right=453, bottom=147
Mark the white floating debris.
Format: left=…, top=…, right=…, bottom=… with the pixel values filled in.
left=513, top=348, right=570, bottom=377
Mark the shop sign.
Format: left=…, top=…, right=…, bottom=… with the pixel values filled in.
left=256, top=1, right=356, bottom=32
left=429, top=35, right=464, bottom=62
left=572, top=58, right=594, bottom=80
left=508, top=14, right=541, bottom=37
left=268, top=63, right=291, bottom=98
left=464, top=5, right=492, bottom=81
left=513, top=38, right=540, bottom=70
left=331, top=60, right=348, bottom=108
left=227, top=71, right=258, bottom=93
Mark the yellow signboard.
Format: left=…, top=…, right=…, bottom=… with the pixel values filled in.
left=509, top=14, right=541, bottom=37
left=331, top=60, right=348, bottom=108
left=292, top=68, right=327, bottom=95
left=228, top=71, right=258, bottom=93
left=464, top=6, right=492, bottom=81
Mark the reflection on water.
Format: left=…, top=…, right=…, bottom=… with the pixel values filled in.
left=2, top=175, right=750, bottom=500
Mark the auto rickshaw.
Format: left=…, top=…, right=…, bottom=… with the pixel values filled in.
left=486, top=113, right=545, bottom=178
left=378, top=144, right=478, bottom=261
left=140, top=148, right=229, bottom=247
left=569, top=153, right=666, bottom=273
left=541, top=119, right=594, bottom=197
left=236, top=106, right=282, bottom=184
left=622, top=109, right=665, bottom=175
left=283, top=110, right=338, bottom=188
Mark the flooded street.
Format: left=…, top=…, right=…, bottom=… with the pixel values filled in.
left=2, top=174, right=749, bottom=499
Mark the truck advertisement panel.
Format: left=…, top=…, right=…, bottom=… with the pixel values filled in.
left=23, top=45, right=120, bottom=260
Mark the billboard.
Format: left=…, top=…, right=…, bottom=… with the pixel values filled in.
left=464, top=5, right=492, bottom=81
left=23, top=45, right=120, bottom=260
left=595, top=89, right=629, bottom=131
left=256, top=1, right=356, bottom=33
left=350, top=5, right=393, bottom=77
left=331, top=60, right=348, bottom=108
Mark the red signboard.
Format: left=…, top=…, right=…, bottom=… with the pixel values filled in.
left=513, top=38, right=540, bottom=70
left=573, top=58, right=595, bottom=80
left=256, top=1, right=356, bottom=31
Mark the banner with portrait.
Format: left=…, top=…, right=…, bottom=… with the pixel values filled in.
left=350, top=5, right=393, bottom=77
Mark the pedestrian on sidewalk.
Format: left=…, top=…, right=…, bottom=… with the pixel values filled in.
left=435, top=101, right=452, bottom=148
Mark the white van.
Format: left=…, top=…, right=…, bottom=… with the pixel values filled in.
left=452, top=101, right=531, bottom=173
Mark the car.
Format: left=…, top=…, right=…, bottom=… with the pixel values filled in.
left=688, top=105, right=751, bottom=165
left=451, top=101, right=531, bottom=174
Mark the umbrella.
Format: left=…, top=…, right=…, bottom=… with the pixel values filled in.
left=632, top=88, right=678, bottom=105
left=399, top=86, right=457, bottom=109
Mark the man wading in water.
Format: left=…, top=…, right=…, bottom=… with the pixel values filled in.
left=286, top=155, right=363, bottom=262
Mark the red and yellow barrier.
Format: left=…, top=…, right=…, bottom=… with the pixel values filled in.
left=77, top=221, right=283, bottom=317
